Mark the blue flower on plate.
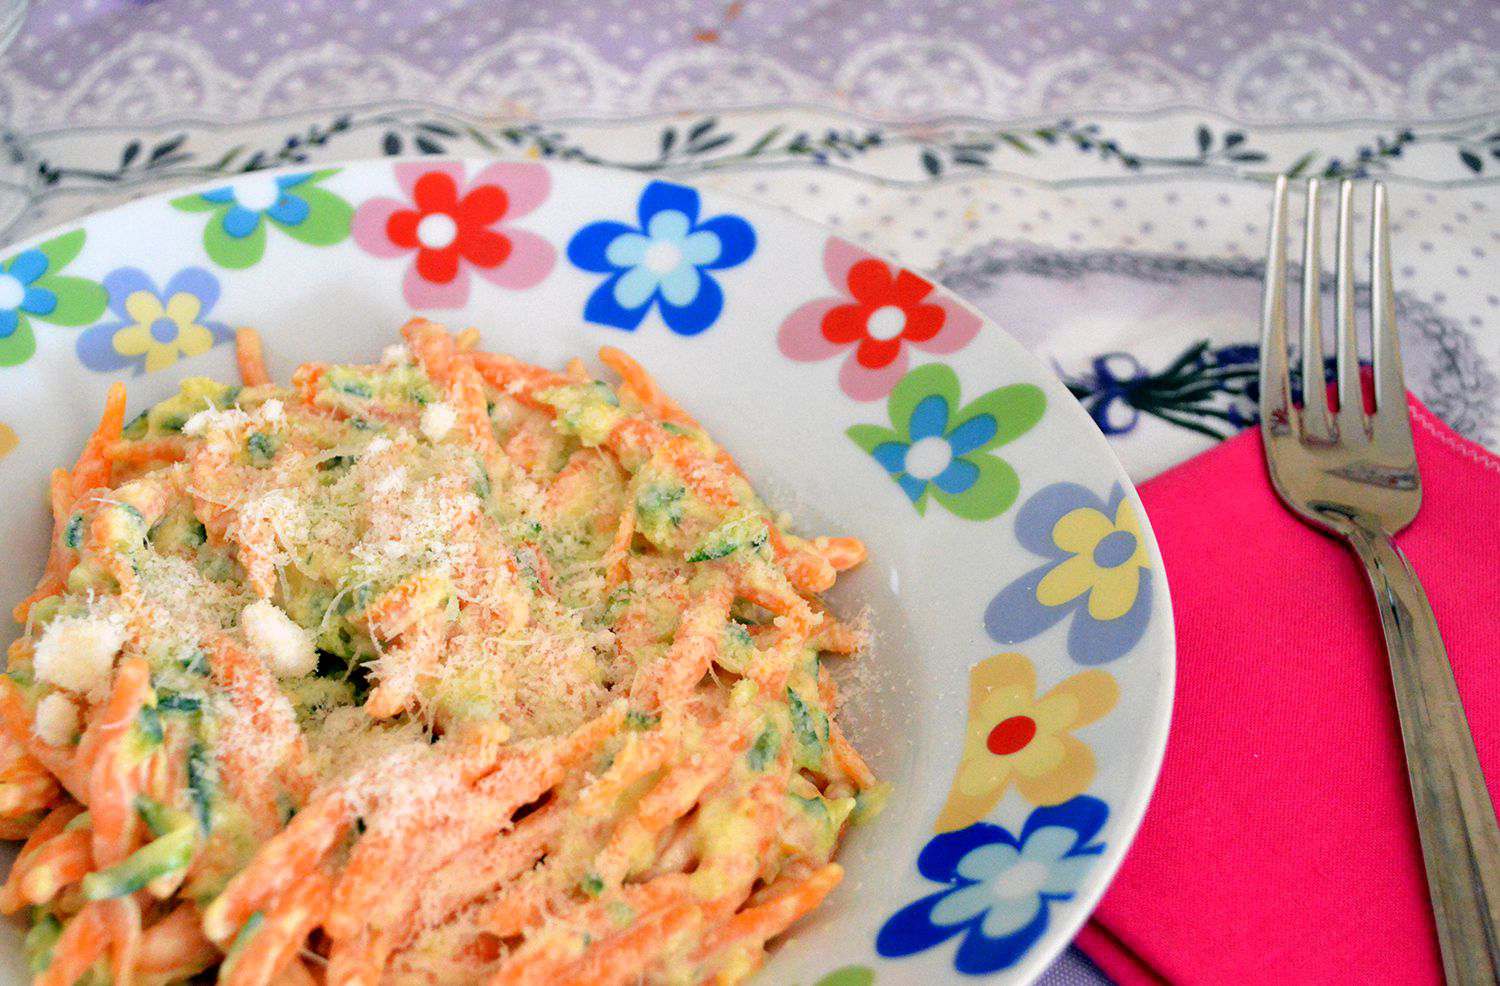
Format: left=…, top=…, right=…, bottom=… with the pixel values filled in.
left=0, top=230, right=107, bottom=368
left=984, top=482, right=1153, bottom=665
left=566, top=180, right=755, bottom=335
left=76, top=267, right=232, bottom=375
left=847, top=363, right=1044, bottom=521
left=171, top=169, right=352, bottom=270
left=198, top=174, right=314, bottom=239
left=876, top=797, right=1107, bottom=975
left=0, top=250, right=57, bottom=349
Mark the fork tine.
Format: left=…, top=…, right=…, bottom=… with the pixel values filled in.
left=1334, top=180, right=1365, bottom=435
left=1260, top=176, right=1298, bottom=439
left=1370, top=183, right=1411, bottom=447
left=1299, top=179, right=1332, bottom=440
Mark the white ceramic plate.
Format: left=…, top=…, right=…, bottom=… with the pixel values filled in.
left=0, top=159, right=1172, bottom=985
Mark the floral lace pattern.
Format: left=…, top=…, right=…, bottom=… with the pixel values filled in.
left=1, top=16, right=1493, bottom=127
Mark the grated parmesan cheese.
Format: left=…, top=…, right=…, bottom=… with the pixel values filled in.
left=32, top=692, right=79, bottom=747
left=241, top=600, right=318, bottom=677
left=33, top=613, right=126, bottom=695
left=420, top=402, right=457, bottom=443
left=305, top=705, right=428, bottom=785
left=183, top=405, right=250, bottom=437
left=371, top=466, right=408, bottom=498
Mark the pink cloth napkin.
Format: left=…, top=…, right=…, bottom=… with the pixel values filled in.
left=1075, top=395, right=1500, bottom=984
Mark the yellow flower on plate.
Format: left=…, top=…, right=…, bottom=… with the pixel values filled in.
left=935, top=652, right=1117, bottom=833
left=110, top=288, right=217, bottom=373
left=1036, top=498, right=1149, bottom=621
left=0, top=422, right=16, bottom=459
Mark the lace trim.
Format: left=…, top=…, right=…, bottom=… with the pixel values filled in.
left=1, top=29, right=1494, bottom=129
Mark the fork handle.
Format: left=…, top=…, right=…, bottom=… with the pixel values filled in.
left=1347, top=522, right=1500, bottom=984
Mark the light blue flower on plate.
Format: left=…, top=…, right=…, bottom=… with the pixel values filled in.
left=929, top=827, right=1095, bottom=938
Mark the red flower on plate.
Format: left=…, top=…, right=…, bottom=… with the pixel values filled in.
left=388, top=172, right=511, bottom=285
left=823, top=260, right=948, bottom=370
left=778, top=237, right=980, bottom=401
left=352, top=162, right=555, bottom=308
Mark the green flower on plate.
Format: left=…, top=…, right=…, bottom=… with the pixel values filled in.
left=0, top=230, right=108, bottom=367
left=848, top=363, right=1045, bottom=520
left=811, top=966, right=875, bottom=986
left=171, top=169, right=353, bottom=269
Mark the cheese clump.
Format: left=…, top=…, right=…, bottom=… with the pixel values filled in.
left=241, top=600, right=318, bottom=678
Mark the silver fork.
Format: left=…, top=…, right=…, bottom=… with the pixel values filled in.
left=1261, top=176, right=1500, bottom=983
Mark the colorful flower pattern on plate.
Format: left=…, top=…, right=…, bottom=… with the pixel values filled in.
left=0, top=231, right=107, bottom=367
left=936, top=653, right=1117, bottom=833
left=877, top=798, right=1109, bottom=975
left=779, top=238, right=980, bottom=401
left=171, top=169, right=353, bottom=270
left=0, top=423, right=16, bottom=459
left=847, top=363, right=1045, bottom=520
left=568, top=180, right=755, bottom=335
left=352, top=161, right=555, bottom=308
left=76, top=267, right=233, bottom=375
left=985, top=482, right=1154, bottom=664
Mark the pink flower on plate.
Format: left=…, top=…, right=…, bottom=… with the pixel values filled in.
left=352, top=161, right=556, bottom=308
left=777, top=237, right=981, bottom=401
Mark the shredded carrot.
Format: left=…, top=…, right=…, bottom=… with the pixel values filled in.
left=403, top=317, right=461, bottom=387
left=467, top=351, right=573, bottom=409
left=280, top=959, right=322, bottom=986
left=221, top=868, right=331, bottom=986
left=598, top=345, right=699, bottom=428
left=70, top=381, right=126, bottom=499
left=401, top=803, right=562, bottom=947
left=36, top=900, right=111, bottom=986
left=593, top=719, right=748, bottom=888
left=86, top=656, right=152, bottom=867
left=206, top=636, right=311, bottom=833
left=327, top=705, right=624, bottom=946
left=2, top=320, right=879, bottom=984
left=104, top=896, right=142, bottom=986
left=812, top=535, right=867, bottom=571
left=16, top=826, right=91, bottom=905
left=136, top=903, right=219, bottom=977
left=633, top=575, right=733, bottom=710
left=450, top=359, right=501, bottom=455
left=696, top=863, right=842, bottom=970
left=291, top=361, right=327, bottom=405
left=236, top=327, right=271, bottom=386
left=1, top=803, right=79, bottom=912
left=0, top=810, right=45, bottom=841
left=105, top=436, right=189, bottom=464
left=203, top=791, right=353, bottom=944
left=767, top=527, right=837, bottom=595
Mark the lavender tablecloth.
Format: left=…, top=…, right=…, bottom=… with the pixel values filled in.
left=0, top=2, right=1496, bottom=982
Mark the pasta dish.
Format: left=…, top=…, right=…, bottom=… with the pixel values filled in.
left=0, top=319, right=880, bottom=985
